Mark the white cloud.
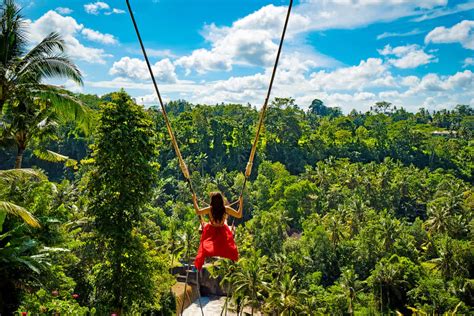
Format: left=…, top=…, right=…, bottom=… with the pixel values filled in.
left=109, top=57, right=178, bottom=83
left=464, top=57, right=474, bottom=68
left=175, top=4, right=314, bottom=74
left=26, top=10, right=111, bottom=64
left=309, top=58, right=393, bottom=91
left=63, top=79, right=83, bottom=93
left=175, top=48, right=232, bottom=74
left=94, top=63, right=474, bottom=113
left=85, top=0, right=473, bottom=112
left=176, top=1, right=450, bottom=75
left=401, top=76, right=420, bottom=87
left=376, top=29, right=423, bottom=40
left=412, top=2, right=474, bottom=22
left=378, top=44, right=437, bottom=69
left=55, top=7, right=73, bottom=15
left=405, top=70, right=474, bottom=95
left=296, top=0, right=447, bottom=31
left=81, top=28, right=118, bottom=45
left=425, top=20, right=474, bottom=50
left=84, top=2, right=109, bottom=15
left=134, top=93, right=171, bottom=106
left=111, top=8, right=126, bottom=14
left=84, top=2, right=125, bottom=15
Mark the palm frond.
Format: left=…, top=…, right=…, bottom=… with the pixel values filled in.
left=0, top=168, right=45, bottom=182
left=0, top=0, right=28, bottom=64
left=32, top=148, right=69, bottom=163
left=20, top=32, right=65, bottom=62
left=29, top=85, right=94, bottom=134
left=17, top=54, right=83, bottom=85
left=0, top=201, right=40, bottom=227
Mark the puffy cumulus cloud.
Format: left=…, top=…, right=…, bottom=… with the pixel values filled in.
left=81, top=28, right=117, bottom=45
left=297, top=0, right=447, bottom=31
left=55, top=7, right=73, bottom=15
left=84, top=2, right=109, bottom=15
left=91, top=66, right=473, bottom=113
left=309, top=58, right=394, bottom=91
left=425, top=20, right=474, bottom=50
left=175, top=1, right=449, bottom=75
left=84, top=2, right=125, bottom=15
left=109, top=57, right=178, bottom=83
left=186, top=64, right=472, bottom=113
left=175, top=48, right=232, bottom=75
left=26, top=10, right=112, bottom=64
left=175, top=5, right=311, bottom=74
left=378, top=44, right=437, bottom=69
left=401, top=76, right=420, bottom=87
left=401, top=70, right=474, bottom=96
left=188, top=73, right=269, bottom=105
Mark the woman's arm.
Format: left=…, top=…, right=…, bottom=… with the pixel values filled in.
left=225, top=196, right=243, bottom=219
left=193, top=194, right=210, bottom=216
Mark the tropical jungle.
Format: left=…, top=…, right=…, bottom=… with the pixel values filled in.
left=0, top=0, right=473, bottom=315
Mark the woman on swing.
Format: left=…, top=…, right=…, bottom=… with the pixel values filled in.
left=192, top=192, right=243, bottom=270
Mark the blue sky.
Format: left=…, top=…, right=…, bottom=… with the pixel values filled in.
left=21, top=0, right=474, bottom=112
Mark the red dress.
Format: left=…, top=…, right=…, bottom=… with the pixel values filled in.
left=194, top=222, right=239, bottom=270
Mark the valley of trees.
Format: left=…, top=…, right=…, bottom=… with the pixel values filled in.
left=0, top=0, right=473, bottom=314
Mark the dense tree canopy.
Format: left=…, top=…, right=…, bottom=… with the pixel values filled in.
left=1, top=88, right=473, bottom=314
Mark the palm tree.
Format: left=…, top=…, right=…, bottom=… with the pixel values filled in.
left=207, top=258, right=238, bottom=316
left=232, top=253, right=267, bottom=315
left=377, top=214, right=400, bottom=253
left=338, top=268, right=362, bottom=315
left=264, top=274, right=308, bottom=315
left=0, top=168, right=42, bottom=228
left=429, top=236, right=467, bottom=281
left=323, top=212, right=345, bottom=247
left=425, top=202, right=452, bottom=235
left=0, top=0, right=88, bottom=168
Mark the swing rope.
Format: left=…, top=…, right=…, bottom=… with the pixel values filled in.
left=126, top=0, right=292, bottom=218
left=126, top=0, right=204, bottom=223
left=126, top=1, right=292, bottom=313
left=228, top=0, right=293, bottom=232
left=239, top=0, right=293, bottom=198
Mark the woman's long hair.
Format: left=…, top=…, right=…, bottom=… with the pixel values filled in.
left=210, top=192, right=226, bottom=223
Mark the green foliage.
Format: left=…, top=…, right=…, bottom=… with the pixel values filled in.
left=367, top=255, right=422, bottom=313
left=18, top=288, right=94, bottom=315
left=0, top=0, right=90, bottom=169
left=0, top=63, right=473, bottom=314
left=85, top=91, right=173, bottom=313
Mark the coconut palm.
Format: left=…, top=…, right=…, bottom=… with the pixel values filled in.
left=0, top=0, right=88, bottom=168
left=425, top=202, right=452, bottom=235
left=338, top=268, right=362, bottom=315
left=0, top=168, right=42, bottom=228
left=232, top=252, right=267, bottom=315
left=323, top=212, right=346, bottom=247
left=429, top=236, right=467, bottom=281
left=377, top=214, right=400, bottom=253
left=264, top=273, right=308, bottom=315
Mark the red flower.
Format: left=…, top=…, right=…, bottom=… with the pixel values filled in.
left=21, top=312, right=27, bottom=316
left=51, top=290, right=59, bottom=297
left=72, top=293, right=79, bottom=299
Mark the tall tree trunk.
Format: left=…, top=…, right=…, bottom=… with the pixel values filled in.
left=14, top=145, right=25, bottom=169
